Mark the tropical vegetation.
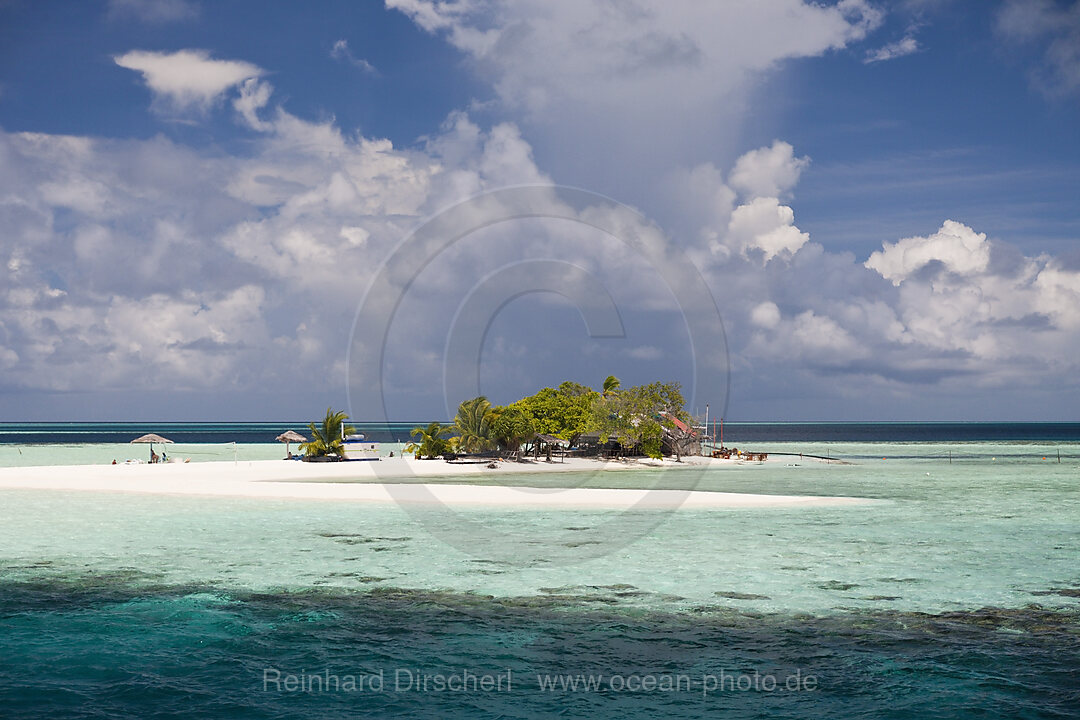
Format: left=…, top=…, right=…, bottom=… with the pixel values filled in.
left=588, top=381, right=689, bottom=459
left=452, top=396, right=496, bottom=453
left=408, top=375, right=693, bottom=460
left=514, top=381, right=597, bottom=445
left=300, top=407, right=356, bottom=459
left=405, top=421, right=453, bottom=459
left=489, top=403, right=536, bottom=451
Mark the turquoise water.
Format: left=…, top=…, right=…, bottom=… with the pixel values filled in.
left=1, top=429, right=1078, bottom=718
left=0, top=422, right=425, bottom=445
left=0, top=441, right=292, bottom=466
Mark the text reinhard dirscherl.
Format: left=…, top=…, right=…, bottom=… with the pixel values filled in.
left=262, top=668, right=818, bottom=696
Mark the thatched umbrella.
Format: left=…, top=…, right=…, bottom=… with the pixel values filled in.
left=131, top=433, right=173, bottom=463
left=276, top=430, right=307, bottom=459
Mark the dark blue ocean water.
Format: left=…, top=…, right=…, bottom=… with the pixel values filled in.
left=2, top=421, right=1079, bottom=445
left=1, top=579, right=1077, bottom=720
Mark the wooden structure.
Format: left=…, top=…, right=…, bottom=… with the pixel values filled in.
left=532, top=433, right=570, bottom=462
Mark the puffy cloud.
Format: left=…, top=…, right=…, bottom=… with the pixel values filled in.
left=880, top=249, right=1080, bottom=371
left=750, top=302, right=781, bottom=329
left=663, top=141, right=812, bottom=267
left=726, top=197, right=810, bottom=262
left=114, top=49, right=264, bottom=114
left=865, top=220, right=990, bottom=285
left=1031, top=263, right=1080, bottom=330
left=729, top=140, right=810, bottom=200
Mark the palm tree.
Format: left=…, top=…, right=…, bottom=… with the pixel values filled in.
left=490, top=404, right=536, bottom=452
left=452, top=396, right=495, bottom=453
left=408, top=421, right=452, bottom=459
left=602, top=375, right=621, bottom=398
left=300, top=407, right=356, bottom=458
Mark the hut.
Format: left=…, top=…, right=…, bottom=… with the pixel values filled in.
left=573, top=431, right=623, bottom=458
left=533, top=433, right=570, bottom=462
left=660, top=412, right=701, bottom=460
left=276, top=430, right=307, bottom=459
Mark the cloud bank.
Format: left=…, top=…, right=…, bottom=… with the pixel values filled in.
left=4, top=0, right=1079, bottom=420
left=3, top=73, right=1079, bottom=420
left=387, top=0, right=884, bottom=191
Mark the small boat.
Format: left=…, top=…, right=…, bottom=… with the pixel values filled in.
left=343, top=434, right=381, bottom=461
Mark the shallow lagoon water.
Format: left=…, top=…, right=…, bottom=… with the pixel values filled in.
left=1, top=433, right=1078, bottom=718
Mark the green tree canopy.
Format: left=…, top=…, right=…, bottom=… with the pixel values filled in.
left=515, top=382, right=598, bottom=445
left=449, top=380, right=685, bottom=458
left=587, top=381, right=688, bottom=459
left=490, top=404, right=537, bottom=451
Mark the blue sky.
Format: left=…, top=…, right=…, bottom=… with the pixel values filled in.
left=0, top=0, right=1078, bottom=421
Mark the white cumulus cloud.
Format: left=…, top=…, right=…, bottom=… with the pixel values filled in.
left=750, top=301, right=781, bottom=329
left=865, top=220, right=990, bottom=285
left=727, top=197, right=810, bottom=263
left=729, top=140, right=810, bottom=199
left=114, top=49, right=264, bottom=114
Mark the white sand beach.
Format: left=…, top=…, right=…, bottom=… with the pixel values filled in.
left=0, top=456, right=871, bottom=509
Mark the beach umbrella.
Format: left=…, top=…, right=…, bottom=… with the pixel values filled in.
left=276, top=430, right=307, bottom=458
left=130, top=433, right=173, bottom=462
